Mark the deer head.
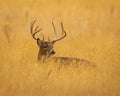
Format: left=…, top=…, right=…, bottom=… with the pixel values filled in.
left=30, top=20, right=66, bottom=61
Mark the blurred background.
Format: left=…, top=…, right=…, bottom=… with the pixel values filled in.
left=0, top=0, right=120, bottom=96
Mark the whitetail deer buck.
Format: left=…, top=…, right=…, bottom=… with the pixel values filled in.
left=30, top=20, right=66, bottom=61
left=30, top=20, right=95, bottom=67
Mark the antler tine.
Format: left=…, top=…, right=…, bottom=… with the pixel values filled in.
left=61, top=22, right=66, bottom=37
left=48, top=36, right=50, bottom=42
left=61, top=22, right=65, bottom=35
left=52, top=22, right=57, bottom=38
left=35, top=25, right=39, bottom=31
left=52, top=22, right=67, bottom=43
left=30, top=19, right=36, bottom=36
left=32, top=28, right=43, bottom=40
left=30, top=19, right=43, bottom=40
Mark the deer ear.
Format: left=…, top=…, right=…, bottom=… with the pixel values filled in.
left=37, top=38, right=43, bottom=46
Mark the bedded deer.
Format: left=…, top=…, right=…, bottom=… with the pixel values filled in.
left=30, top=20, right=95, bottom=67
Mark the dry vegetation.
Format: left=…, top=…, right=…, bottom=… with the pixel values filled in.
left=0, top=0, right=120, bottom=96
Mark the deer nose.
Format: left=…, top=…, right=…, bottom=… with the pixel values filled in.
left=49, top=50, right=55, bottom=55
left=51, top=50, right=55, bottom=54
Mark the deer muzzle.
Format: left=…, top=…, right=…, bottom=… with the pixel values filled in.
left=49, top=50, right=55, bottom=56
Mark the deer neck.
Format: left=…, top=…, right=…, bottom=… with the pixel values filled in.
left=38, top=49, right=49, bottom=60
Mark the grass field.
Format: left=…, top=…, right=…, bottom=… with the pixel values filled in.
left=0, top=0, right=120, bottom=96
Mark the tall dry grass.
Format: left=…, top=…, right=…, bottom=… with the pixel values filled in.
left=0, top=0, right=120, bottom=96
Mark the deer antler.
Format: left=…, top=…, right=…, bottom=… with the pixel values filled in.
left=30, top=19, right=43, bottom=40
left=52, top=22, right=67, bottom=43
left=30, top=20, right=66, bottom=42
